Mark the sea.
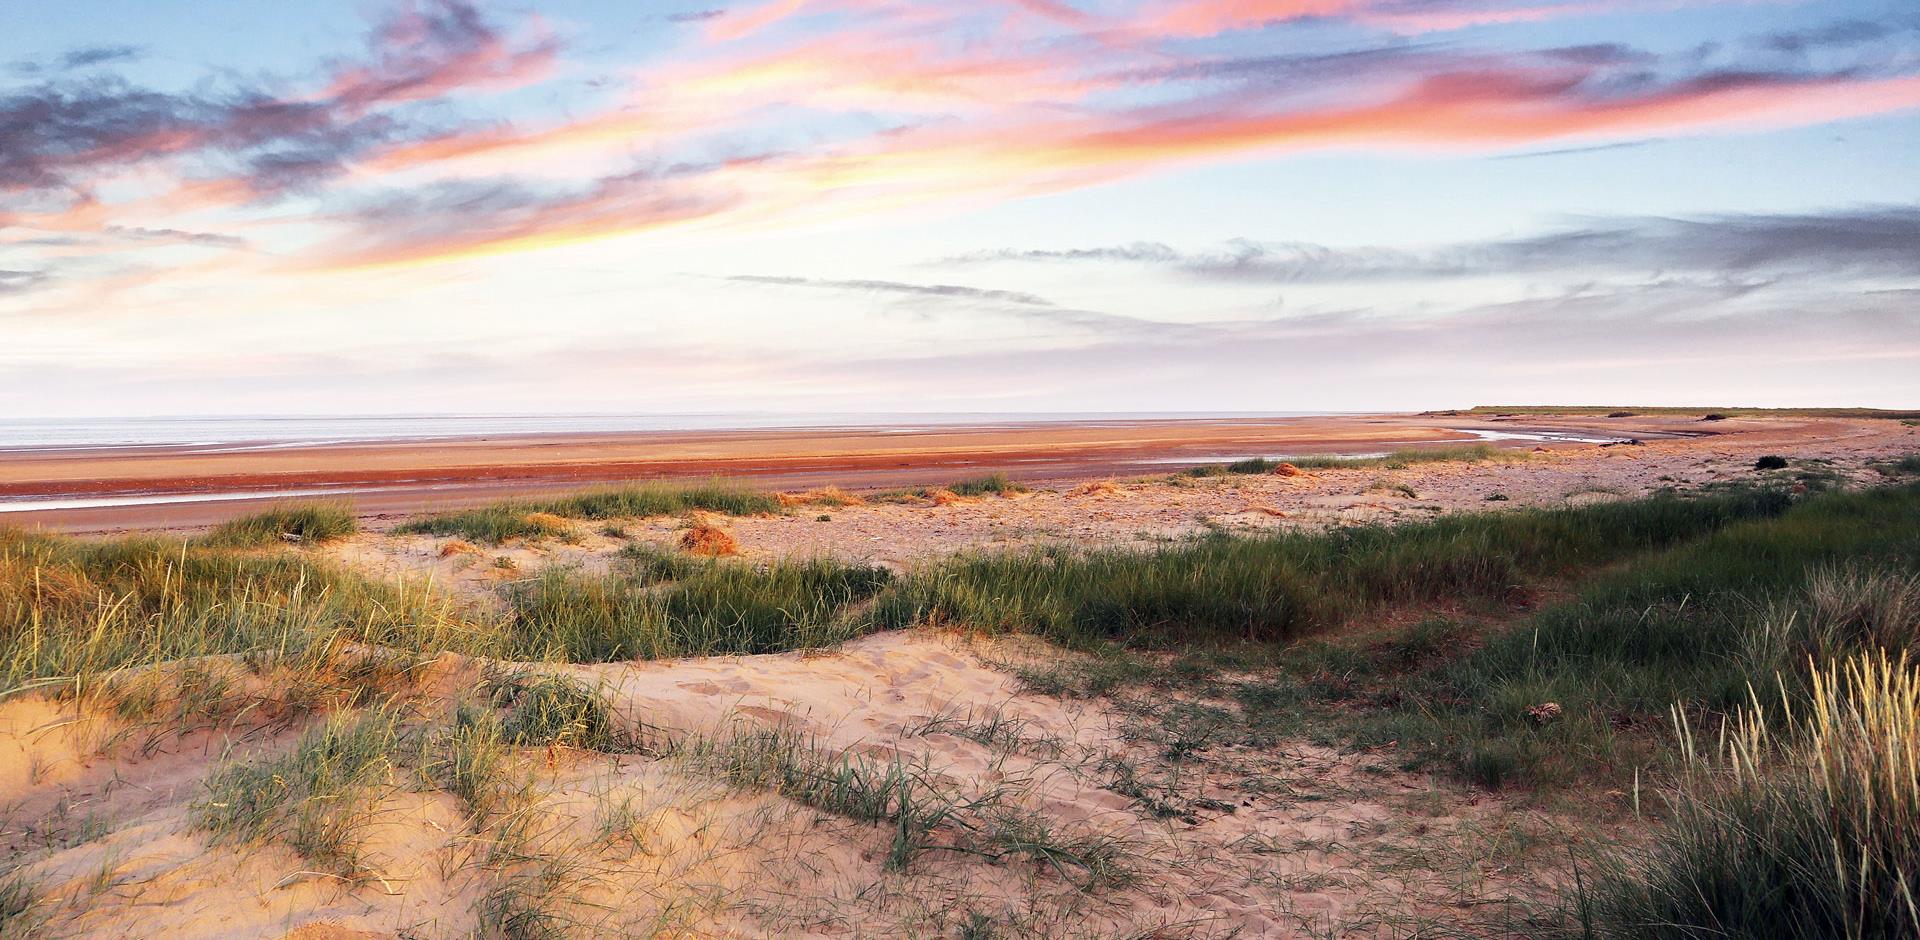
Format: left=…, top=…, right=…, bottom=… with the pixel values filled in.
left=0, top=412, right=1334, bottom=452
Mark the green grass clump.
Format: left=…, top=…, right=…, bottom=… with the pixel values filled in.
left=1557, top=651, right=1920, bottom=939
left=487, top=671, right=630, bottom=751
left=430, top=704, right=517, bottom=819
left=395, top=481, right=777, bottom=544
left=200, top=502, right=357, bottom=547
left=1286, top=444, right=1526, bottom=471
left=1184, top=457, right=1284, bottom=477
left=505, top=556, right=893, bottom=661
left=191, top=709, right=408, bottom=875
left=676, top=723, right=952, bottom=869
left=1874, top=452, right=1920, bottom=477
left=525, top=479, right=779, bottom=518
left=870, top=486, right=1791, bottom=648
left=0, top=869, right=43, bottom=937
left=0, top=528, right=485, bottom=699
left=394, top=505, right=567, bottom=543
left=946, top=473, right=1027, bottom=497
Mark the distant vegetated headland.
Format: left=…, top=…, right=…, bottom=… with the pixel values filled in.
left=2, top=425, right=1917, bottom=937
left=1455, top=405, right=1920, bottom=420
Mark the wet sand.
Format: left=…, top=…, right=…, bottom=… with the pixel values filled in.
left=0, top=412, right=1716, bottom=532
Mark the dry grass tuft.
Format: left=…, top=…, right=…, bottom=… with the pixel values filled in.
left=521, top=512, right=574, bottom=533
left=680, top=524, right=739, bottom=557
left=1271, top=462, right=1305, bottom=477
left=439, top=539, right=481, bottom=558
left=1070, top=480, right=1122, bottom=498
left=779, top=486, right=867, bottom=508
left=929, top=488, right=969, bottom=506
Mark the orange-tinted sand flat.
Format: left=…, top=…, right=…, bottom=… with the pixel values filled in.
left=0, top=412, right=1689, bottom=532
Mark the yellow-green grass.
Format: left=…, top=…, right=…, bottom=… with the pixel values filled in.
left=1554, top=651, right=1920, bottom=939
left=395, top=480, right=779, bottom=544
left=870, top=484, right=1791, bottom=649
left=200, top=502, right=357, bottom=547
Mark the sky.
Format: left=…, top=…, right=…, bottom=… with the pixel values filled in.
left=2, top=0, right=1917, bottom=416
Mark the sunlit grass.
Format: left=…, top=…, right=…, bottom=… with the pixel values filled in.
left=396, top=480, right=779, bottom=544
left=869, top=485, right=1791, bottom=648
left=200, top=502, right=357, bottom=547
left=504, top=555, right=893, bottom=661
left=1556, top=651, right=1920, bottom=939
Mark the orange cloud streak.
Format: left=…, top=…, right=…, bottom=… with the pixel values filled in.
left=316, top=66, right=1920, bottom=270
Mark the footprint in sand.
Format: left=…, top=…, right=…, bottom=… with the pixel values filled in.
left=735, top=704, right=801, bottom=727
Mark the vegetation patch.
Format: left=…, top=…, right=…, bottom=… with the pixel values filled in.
left=0, top=870, right=43, bottom=938
left=870, top=486, right=1791, bottom=648
left=485, top=671, right=635, bottom=752
left=1183, top=457, right=1286, bottom=477
left=1554, top=651, right=1920, bottom=939
left=1468, top=405, right=1920, bottom=420
left=1285, top=444, right=1530, bottom=470
left=200, top=502, right=356, bottom=547
left=504, top=555, right=892, bottom=661
left=1873, top=452, right=1920, bottom=477
left=524, top=480, right=779, bottom=519
left=676, top=723, right=1122, bottom=880
left=191, top=709, right=409, bottom=876
left=395, top=505, right=569, bottom=544
left=396, top=481, right=778, bottom=544
left=0, top=529, right=481, bottom=698
left=946, top=473, right=1028, bottom=497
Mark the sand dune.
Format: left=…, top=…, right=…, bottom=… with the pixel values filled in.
left=0, top=632, right=1554, bottom=938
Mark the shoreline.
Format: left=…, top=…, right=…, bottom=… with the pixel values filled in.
left=0, top=412, right=1735, bottom=533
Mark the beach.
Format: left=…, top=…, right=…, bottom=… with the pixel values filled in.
left=0, top=411, right=1699, bottom=532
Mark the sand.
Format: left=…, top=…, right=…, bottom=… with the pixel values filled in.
left=0, top=633, right=1551, bottom=938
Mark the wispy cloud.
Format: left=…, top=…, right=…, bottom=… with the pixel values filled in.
left=719, top=274, right=1061, bottom=307
left=948, top=206, right=1920, bottom=283
left=306, top=19, right=1920, bottom=267
left=713, top=273, right=1173, bottom=332
left=0, top=269, right=52, bottom=296
left=0, top=0, right=554, bottom=212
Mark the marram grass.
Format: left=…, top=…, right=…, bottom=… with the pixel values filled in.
left=200, top=502, right=357, bottom=547
left=396, top=480, right=780, bottom=543
left=1559, top=651, right=1920, bottom=939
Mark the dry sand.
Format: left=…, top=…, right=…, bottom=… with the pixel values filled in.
left=0, top=633, right=1551, bottom=938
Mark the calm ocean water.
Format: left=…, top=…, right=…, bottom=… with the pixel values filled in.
left=0, top=412, right=1329, bottom=451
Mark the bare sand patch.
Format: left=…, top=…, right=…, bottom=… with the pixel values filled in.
left=1, top=633, right=1557, bottom=938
